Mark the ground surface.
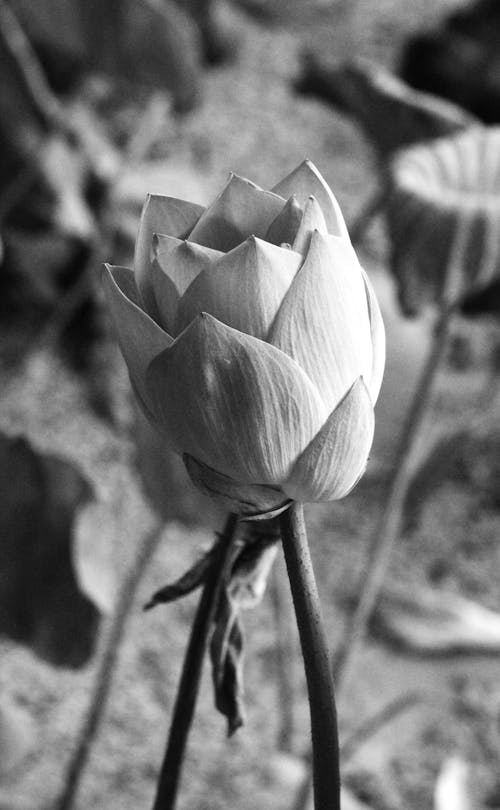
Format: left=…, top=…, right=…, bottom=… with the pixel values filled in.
left=1, top=1, right=500, bottom=808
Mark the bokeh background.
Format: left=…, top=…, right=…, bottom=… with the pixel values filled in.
left=1, top=1, right=500, bottom=808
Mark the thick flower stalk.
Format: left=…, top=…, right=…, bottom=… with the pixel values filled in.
left=103, top=160, right=385, bottom=516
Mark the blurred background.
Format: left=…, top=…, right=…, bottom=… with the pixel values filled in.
left=1, top=0, right=500, bottom=808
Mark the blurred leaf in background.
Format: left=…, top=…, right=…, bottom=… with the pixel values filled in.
left=0, top=432, right=101, bottom=669
left=0, top=699, right=35, bottom=777
left=9, top=0, right=204, bottom=111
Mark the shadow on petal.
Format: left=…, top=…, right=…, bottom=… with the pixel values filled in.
left=134, top=194, right=204, bottom=318
left=292, top=194, right=328, bottom=255
left=266, top=196, right=303, bottom=247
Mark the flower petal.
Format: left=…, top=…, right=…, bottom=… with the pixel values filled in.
left=151, top=237, right=223, bottom=333
left=188, top=174, right=286, bottom=251
left=292, top=194, right=328, bottom=255
left=102, top=264, right=172, bottom=411
left=272, top=160, right=349, bottom=238
left=150, top=259, right=180, bottom=335
left=265, top=195, right=303, bottom=246
left=268, top=230, right=373, bottom=412
left=145, top=313, right=327, bottom=485
left=362, top=269, right=386, bottom=404
left=174, top=236, right=302, bottom=339
left=134, top=195, right=204, bottom=318
left=154, top=235, right=223, bottom=294
left=283, top=378, right=374, bottom=502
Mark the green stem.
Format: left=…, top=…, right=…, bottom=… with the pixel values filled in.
left=151, top=513, right=239, bottom=810
left=280, top=503, right=341, bottom=810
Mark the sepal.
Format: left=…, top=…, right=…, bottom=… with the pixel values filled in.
left=184, top=454, right=293, bottom=519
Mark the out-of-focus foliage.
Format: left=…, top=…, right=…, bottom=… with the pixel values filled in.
left=295, top=57, right=477, bottom=159
left=9, top=0, right=201, bottom=111
left=402, top=424, right=500, bottom=535
left=134, top=406, right=221, bottom=526
left=0, top=432, right=101, bottom=668
left=0, top=700, right=34, bottom=776
left=400, top=0, right=500, bottom=124
left=371, top=583, right=500, bottom=656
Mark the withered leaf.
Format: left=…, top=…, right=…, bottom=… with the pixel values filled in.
left=210, top=592, right=245, bottom=736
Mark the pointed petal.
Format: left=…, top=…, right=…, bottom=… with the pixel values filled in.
left=268, top=231, right=372, bottom=412
left=134, top=195, right=204, bottom=318
left=292, top=195, right=328, bottom=255
left=175, top=236, right=302, bottom=339
left=272, top=160, right=349, bottom=238
left=265, top=196, right=304, bottom=246
left=188, top=174, right=286, bottom=251
left=145, top=313, right=327, bottom=484
left=283, top=378, right=374, bottom=502
left=152, top=237, right=222, bottom=333
left=102, top=264, right=172, bottom=411
left=362, top=269, right=386, bottom=404
left=154, top=234, right=222, bottom=294
left=150, top=259, right=180, bottom=335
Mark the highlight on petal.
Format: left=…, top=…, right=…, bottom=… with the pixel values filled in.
left=184, top=454, right=292, bottom=519
left=188, top=174, right=286, bottom=251
left=272, top=160, right=349, bottom=239
left=174, top=236, right=302, bottom=339
left=362, top=269, right=386, bottom=404
left=265, top=195, right=304, bottom=246
left=145, top=313, right=327, bottom=485
left=134, top=195, right=204, bottom=318
left=283, top=378, right=374, bottom=502
left=292, top=195, right=328, bottom=255
left=152, top=236, right=222, bottom=334
left=268, top=230, right=372, bottom=412
left=102, top=264, right=172, bottom=411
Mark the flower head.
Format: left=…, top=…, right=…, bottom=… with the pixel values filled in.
left=103, top=161, right=385, bottom=516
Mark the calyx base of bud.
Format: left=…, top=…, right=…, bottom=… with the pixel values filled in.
left=183, top=454, right=292, bottom=520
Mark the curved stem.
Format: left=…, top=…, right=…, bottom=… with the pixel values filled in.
left=56, top=523, right=164, bottom=810
left=280, top=503, right=341, bottom=810
left=332, top=304, right=453, bottom=690
left=291, top=304, right=454, bottom=810
left=151, top=513, right=239, bottom=810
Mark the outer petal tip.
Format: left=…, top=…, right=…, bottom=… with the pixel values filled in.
left=272, top=161, right=349, bottom=239
left=283, top=377, right=375, bottom=502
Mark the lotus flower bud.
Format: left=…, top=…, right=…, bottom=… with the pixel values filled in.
left=387, top=128, right=500, bottom=316
left=103, top=160, right=385, bottom=517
